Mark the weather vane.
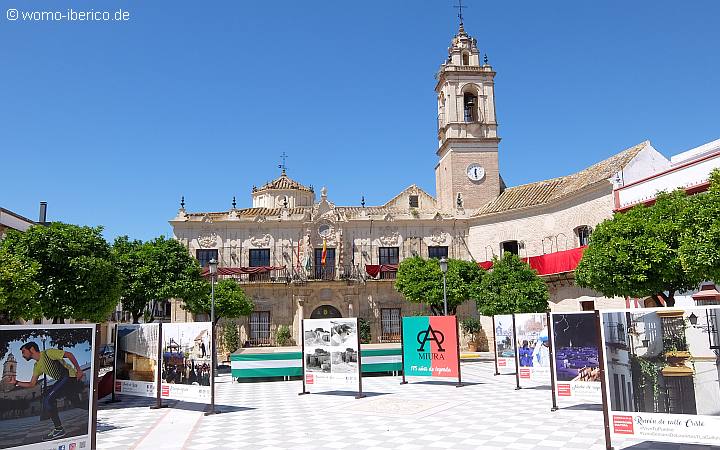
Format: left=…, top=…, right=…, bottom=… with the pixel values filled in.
left=278, top=152, right=288, bottom=174
left=454, top=0, right=466, bottom=25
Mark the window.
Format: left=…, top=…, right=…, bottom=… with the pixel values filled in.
left=249, top=311, right=271, bottom=346
left=314, top=247, right=335, bottom=280
left=463, top=92, right=477, bottom=122
left=428, top=246, right=449, bottom=259
left=196, top=249, right=218, bottom=268
left=580, top=300, right=595, bottom=311
left=379, top=247, right=399, bottom=265
left=661, top=316, right=688, bottom=351
left=249, top=249, right=270, bottom=267
left=409, top=195, right=419, bottom=208
left=381, top=308, right=401, bottom=343
left=153, top=301, right=171, bottom=319
left=501, top=240, right=519, bottom=255
left=462, top=52, right=470, bottom=66
left=576, top=225, right=592, bottom=246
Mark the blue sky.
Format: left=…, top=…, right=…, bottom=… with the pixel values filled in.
left=1, top=1, right=718, bottom=241
left=5, top=338, right=92, bottom=381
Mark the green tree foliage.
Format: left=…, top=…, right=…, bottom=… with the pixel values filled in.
left=576, top=189, right=702, bottom=307
left=394, top=257, right=484, bottom=315
left=113, top=235, right=207, bottom=323
left=182, top=278, right=254, bottom=325
left=475, top=252, right=549, bottom=316
left=680, top=169, right=720, bottom=283
left=0, top=223, right=121, bottom=323
left=0, top=247, right=41, bottom=323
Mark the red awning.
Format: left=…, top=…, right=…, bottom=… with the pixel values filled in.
left=365, top=264, right=399, bottom=278
left=201, top=266, right=286, bottom=277
left=476, top=246, right=587, bottom=276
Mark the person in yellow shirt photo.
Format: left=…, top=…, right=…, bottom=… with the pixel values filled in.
left=7, top=341, right=84, bottom=441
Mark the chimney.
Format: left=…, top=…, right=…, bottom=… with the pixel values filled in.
left=39, top=202, right=47, bottom=224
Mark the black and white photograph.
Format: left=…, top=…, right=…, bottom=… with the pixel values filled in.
left=330, top=349, right=358, bottom=373
left=330, top=321, right=357, bottom=347
left=0, top=325, right=95, bottom=449
left=305, top=348, right=331, bottom=373
left=304, top=325, right=331, bottom=347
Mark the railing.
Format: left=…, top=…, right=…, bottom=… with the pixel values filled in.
left=216, top=267, right=290, bottom=284
left=380, top=270, right=397, bottom=280
left=291, top=264, right=361, bottom=282
left=605, top=322, right=628, bottom=347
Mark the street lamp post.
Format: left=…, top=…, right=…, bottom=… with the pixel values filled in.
left=439, top=257, right=448, bottom=316
left=206, top=258, right=219, bottom=416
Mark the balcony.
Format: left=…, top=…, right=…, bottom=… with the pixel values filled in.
left=365, top=264, right=398, bottom=281
left=202, top=266, right=290, bottom=284
left=291, top=264, right=361, bottom=283
left=605, top=322, right=628, bottom=349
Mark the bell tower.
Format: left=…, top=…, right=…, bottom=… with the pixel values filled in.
left=435, top=20, right=501, bottom=213
left=2, top=353, right=16, bottom=383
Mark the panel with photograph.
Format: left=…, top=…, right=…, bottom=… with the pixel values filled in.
left=553, top=313, right=600, bottom=382
left=0, top=325, right=95, bottom=450
left=114, top=324, right=159, bottom=398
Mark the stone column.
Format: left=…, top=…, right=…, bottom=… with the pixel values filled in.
left=347, top=297, right=354, bottom=318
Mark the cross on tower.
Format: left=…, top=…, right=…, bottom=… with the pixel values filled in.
left=278, top=152, right=288, bottom=174
left=454, top=0, right=466, bottom=25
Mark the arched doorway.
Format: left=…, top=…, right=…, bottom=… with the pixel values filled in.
left=310, top=305, right=342, bottom=319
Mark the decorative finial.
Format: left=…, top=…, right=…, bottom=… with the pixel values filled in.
left=232, top=196, right=237, bottom=209
left=484, top=54, right=488, bottom=65
left=278, top=152, right=288, bottom=175
left=180, top=196, right=185, bottom=209
left=456, top=193, right=463, bottom=208
left=361, top=196, right=365, bottom=208
left=320, top=186, right=327, bottom=198
left=454, top=0, right=467, bottom=32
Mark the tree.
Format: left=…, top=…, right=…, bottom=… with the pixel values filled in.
left=0, top=223, right=121, bottom=323
left=680, top=169, right=720, bottom=283
left=0, top=248, right=41, bottom=323
left=475, top=252, right=549, bottom=316
left=182, top=278, right=254, bottom=325
left=113, top=235, right=208, bottom=323
left=394, top=257, right=484, bottom=315
left=576, top=189, right=701, bottom=307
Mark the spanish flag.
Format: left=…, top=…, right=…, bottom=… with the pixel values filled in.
left=321, top=239, right=327, bottom=266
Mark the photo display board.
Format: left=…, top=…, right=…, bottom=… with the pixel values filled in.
left=494, top=314, right=515, bottom=374
left=160, top=322, right=212, bottom=403
left=113, top=324, right=159, bottom=398
left=402, top=316, right=459, bottom=379
left=302, top=318, right=360, bottom=391
left=601, top=306, right=720, bottom=445
left=514, top=313, right=551, bottom=386
left=0, top=324, right=96, bottom=450
left=551, top=312, right=602, bottom=402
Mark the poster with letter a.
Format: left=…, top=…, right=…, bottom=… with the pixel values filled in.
left=0, top=324, right=97, bottom=450
left=601, top=306, right=720, bottom=446
left=302, top=318, right=360, bottom=392
left=494, top=314, right=515, bottom=374
left=515, top=313, right=551, bottom=386
left=160, top=322, right=212, bottom=403
left=551, top=311, right=601, bottom=402
left=114, top=323, right=159, bottom=398
left=402, top=316, right=459, bottom=379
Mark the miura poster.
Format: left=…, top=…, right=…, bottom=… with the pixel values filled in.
left=402, top=316, right=459, bottom=378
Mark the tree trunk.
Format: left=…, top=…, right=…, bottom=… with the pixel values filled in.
left=52, top=317, right=64, bottom=324
left=132, top=312, right=141, bottom=324
left=654, top=291, right=676, bottom=307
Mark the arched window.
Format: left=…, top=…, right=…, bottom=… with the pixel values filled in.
left=462, top=52, right=470, bottom=66
left=463, top=92, right=477, bottom=122
left=576, top=225, right=592, bottom=246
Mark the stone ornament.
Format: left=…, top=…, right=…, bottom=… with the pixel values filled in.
left=250, top=234, right=272, bottom=247
left=197, top=232, right=218, bottom=248
left=379, top=228, right=400, bottom=246
left=428, top=230, right=451, bottom=245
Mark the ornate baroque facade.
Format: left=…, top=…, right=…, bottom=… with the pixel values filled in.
left=170, top=22, right=671, bottom=346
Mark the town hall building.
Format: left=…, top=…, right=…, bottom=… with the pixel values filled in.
left=169, top=21, right=672, bottom=347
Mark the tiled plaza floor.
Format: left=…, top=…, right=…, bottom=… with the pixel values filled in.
left=96, top=360, right=719, bottom=450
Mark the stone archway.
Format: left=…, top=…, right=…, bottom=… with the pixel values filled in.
left=310, top=304, right=342, bottom=319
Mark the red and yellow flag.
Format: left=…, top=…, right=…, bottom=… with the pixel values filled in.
left=321, top=239, right=327, bottom=266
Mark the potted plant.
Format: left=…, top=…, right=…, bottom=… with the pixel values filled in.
left=275, top=325, right=293, bottom=347
left=461, top=317, right=483, bottom=352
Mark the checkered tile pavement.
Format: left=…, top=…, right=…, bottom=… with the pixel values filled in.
left=96, top=361, right=719, bottom=450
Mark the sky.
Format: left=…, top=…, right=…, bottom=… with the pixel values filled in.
left=5, top=338, right=93, bottom=381
left=1, top=1, right=719, bottom=242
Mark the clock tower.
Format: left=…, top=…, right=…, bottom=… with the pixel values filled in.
left=435, top=21, right=501, bottom=213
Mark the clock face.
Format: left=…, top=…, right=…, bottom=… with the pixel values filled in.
left=467, top=163, right=485, bottom=181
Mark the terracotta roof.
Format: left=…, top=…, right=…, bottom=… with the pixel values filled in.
left=254, top=171, right=313, bottom=193
left=473, top=141, right=648, bottom=217
left=187, top=207, right=309, bottom=218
